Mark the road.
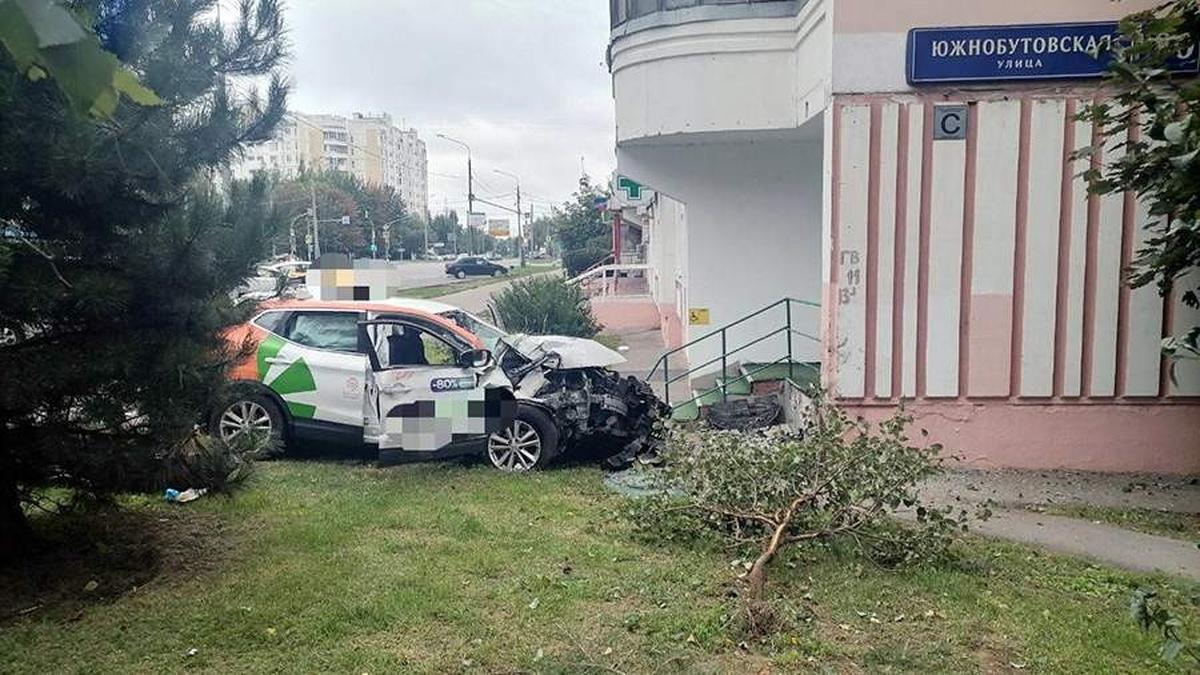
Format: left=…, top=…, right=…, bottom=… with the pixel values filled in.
left=437, top=269, right=560, bottom=315
left=391, top=258, right=519, bottom=290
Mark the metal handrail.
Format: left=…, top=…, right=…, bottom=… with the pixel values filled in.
left=648, top=297, right=817, bottom=380
left=650, top=297, right=820, bottom=409
left=664, top=326, right=789, bottom=386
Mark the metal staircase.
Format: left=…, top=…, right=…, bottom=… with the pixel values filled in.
left=645, top=298, right=823, bottom=421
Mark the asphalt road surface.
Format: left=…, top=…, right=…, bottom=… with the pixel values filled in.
left=392, top=258, right=518, bottom=290
left=436, top=269, right=560, bottom=315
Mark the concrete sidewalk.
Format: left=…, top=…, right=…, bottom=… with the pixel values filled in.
left=920, top=469, right=1200, bottom=580
left=972, top=509, right=1198, bottom=579
left=605, top=327, right=691, bottom=404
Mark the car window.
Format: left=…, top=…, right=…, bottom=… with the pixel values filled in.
left=440, top=310, right=505, bottom=351
left=287, top=311, right=360, bottom=352
left=252, top=310, right=289, bottom=335
left=372, top=323, right=457, bottom=368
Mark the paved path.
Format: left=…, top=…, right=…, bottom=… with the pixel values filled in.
left=971, top=509, right=1198, bottom=579
left=918, top=469, right=1200, bottom=580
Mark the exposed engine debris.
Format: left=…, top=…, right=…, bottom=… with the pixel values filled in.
left=498, top=335, right=670, bottom=468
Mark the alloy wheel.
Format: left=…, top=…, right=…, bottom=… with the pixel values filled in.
left=218, top=400, right=273, bottom=444
left=487, top=420, right=542, bottom=472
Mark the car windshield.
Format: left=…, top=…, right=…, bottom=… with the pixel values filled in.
left=439, top=309, right=506, bottom=351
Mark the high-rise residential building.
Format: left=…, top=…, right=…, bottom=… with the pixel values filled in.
left=230, top=111, right=429, bottom=220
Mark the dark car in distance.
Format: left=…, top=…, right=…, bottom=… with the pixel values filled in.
left=446, top=256, right=509, bottom=279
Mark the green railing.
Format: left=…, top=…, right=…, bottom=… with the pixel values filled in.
left=646, top=297, right=821, bottom=410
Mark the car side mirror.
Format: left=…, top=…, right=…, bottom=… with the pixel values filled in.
left=458, top=348, right=493, bottom=369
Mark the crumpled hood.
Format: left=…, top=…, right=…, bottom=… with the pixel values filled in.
left=502, top=333, right=627, bottom=369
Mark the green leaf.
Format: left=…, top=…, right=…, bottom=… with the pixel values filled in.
left=14, top=0, right=86, bottom=47
left=113, top=66, right=161, bottom=106
left=0, top=1, right=40, bottom=68
left=0, top=0, right=161, bottom=118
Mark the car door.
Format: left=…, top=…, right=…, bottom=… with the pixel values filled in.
left=359, top=319, right=508, bottom=456
left=266, top=310, right=369, bottom=429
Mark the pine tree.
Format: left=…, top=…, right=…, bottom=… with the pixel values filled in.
left=0, top=0, right=289, bottom=559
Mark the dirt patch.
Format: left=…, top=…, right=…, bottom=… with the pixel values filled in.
left=0, top=507, right=232, bottom=623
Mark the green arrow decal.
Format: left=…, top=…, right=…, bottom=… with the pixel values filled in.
left=256, top=334, right=286, bottom=380
left=269, top=358, right=316, bottom=397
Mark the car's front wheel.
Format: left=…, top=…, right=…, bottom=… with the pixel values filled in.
left=491, top=269, right=502, bottom=277
left=455, top=270, right=467, bottom=279
left=211, top=392, right=285, bottom=458
left=487, top=406, right=559, bottom=472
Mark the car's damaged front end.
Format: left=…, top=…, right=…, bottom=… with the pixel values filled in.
left=497, top=334, right=670, bottom=466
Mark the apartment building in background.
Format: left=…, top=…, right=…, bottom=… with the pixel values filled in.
left=231, top=111, right=429, bottom=220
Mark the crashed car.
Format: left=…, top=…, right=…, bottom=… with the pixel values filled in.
left=215, top=299, right=667, bottom=471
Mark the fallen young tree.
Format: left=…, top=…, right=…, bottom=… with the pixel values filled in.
left=628, top=397, right=975, bottom=633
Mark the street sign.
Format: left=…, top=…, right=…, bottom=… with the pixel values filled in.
left=688, top=308, right=711, bottom=326
left=908, top=22, right=1199, bottom=84
left=933, top=105, right=968, bottom=141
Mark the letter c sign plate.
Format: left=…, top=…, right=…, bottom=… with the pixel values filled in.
left=933, top=104, right=968, bottom=141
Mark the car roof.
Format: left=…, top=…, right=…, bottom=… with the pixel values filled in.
left=256, top=299, right=481, bottom=347
left=377, top=297, right=456, bottom=314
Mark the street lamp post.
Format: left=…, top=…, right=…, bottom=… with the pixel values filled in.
left=287, top=211, right=310, bottom=258
left=380, top=215, right=406, bottom=260
left=437, top=133, right=474, bottom=254
left=493, top=168, right=525, bottom=268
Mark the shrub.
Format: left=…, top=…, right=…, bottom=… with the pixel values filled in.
left=492, top=276, right=601, bottom=338
left=626, top=396, right=975, bottom=634
left=561, top=246, right=610, bottom=278
left=158, top=432, right=260, bottom=495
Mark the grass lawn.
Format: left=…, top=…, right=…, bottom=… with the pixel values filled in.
left=2, top=462, right=1198, bottom=674
left=1035, top=504, right=1200, bottom=541
left=397, top=264, right=558, bottom=300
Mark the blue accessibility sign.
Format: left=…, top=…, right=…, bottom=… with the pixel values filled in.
left=907, top=22, right=1199, bottom=85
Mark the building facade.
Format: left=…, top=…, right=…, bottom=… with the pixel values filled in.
left=231, top=112, right=429, bottom=220
left=608, top=0, right=1199, bottom=472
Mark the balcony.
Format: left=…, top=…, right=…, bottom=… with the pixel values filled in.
left=608, top=0, right=827, bottom=144
left=610, top=0, right=800, bottom=33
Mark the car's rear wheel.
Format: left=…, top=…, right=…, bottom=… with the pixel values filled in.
left=455, top=270, right=467, bottom=279
left=487, top=406, right=558, bottom=472
left=211, top=393, right=285, bottom=458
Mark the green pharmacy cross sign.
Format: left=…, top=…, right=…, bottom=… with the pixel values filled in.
left=617, top=176, right=643, bottom=201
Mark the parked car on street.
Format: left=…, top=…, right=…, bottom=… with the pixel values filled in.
left=216, top=299, right=666, bottom=471
left=445, top=256, right=508, bottom=279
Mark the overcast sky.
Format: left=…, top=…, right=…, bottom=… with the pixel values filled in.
left=282, top=0, right=615, bottom=222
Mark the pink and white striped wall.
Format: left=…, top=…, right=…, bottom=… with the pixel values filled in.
left=826, top=96, right=1200, bottom=473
